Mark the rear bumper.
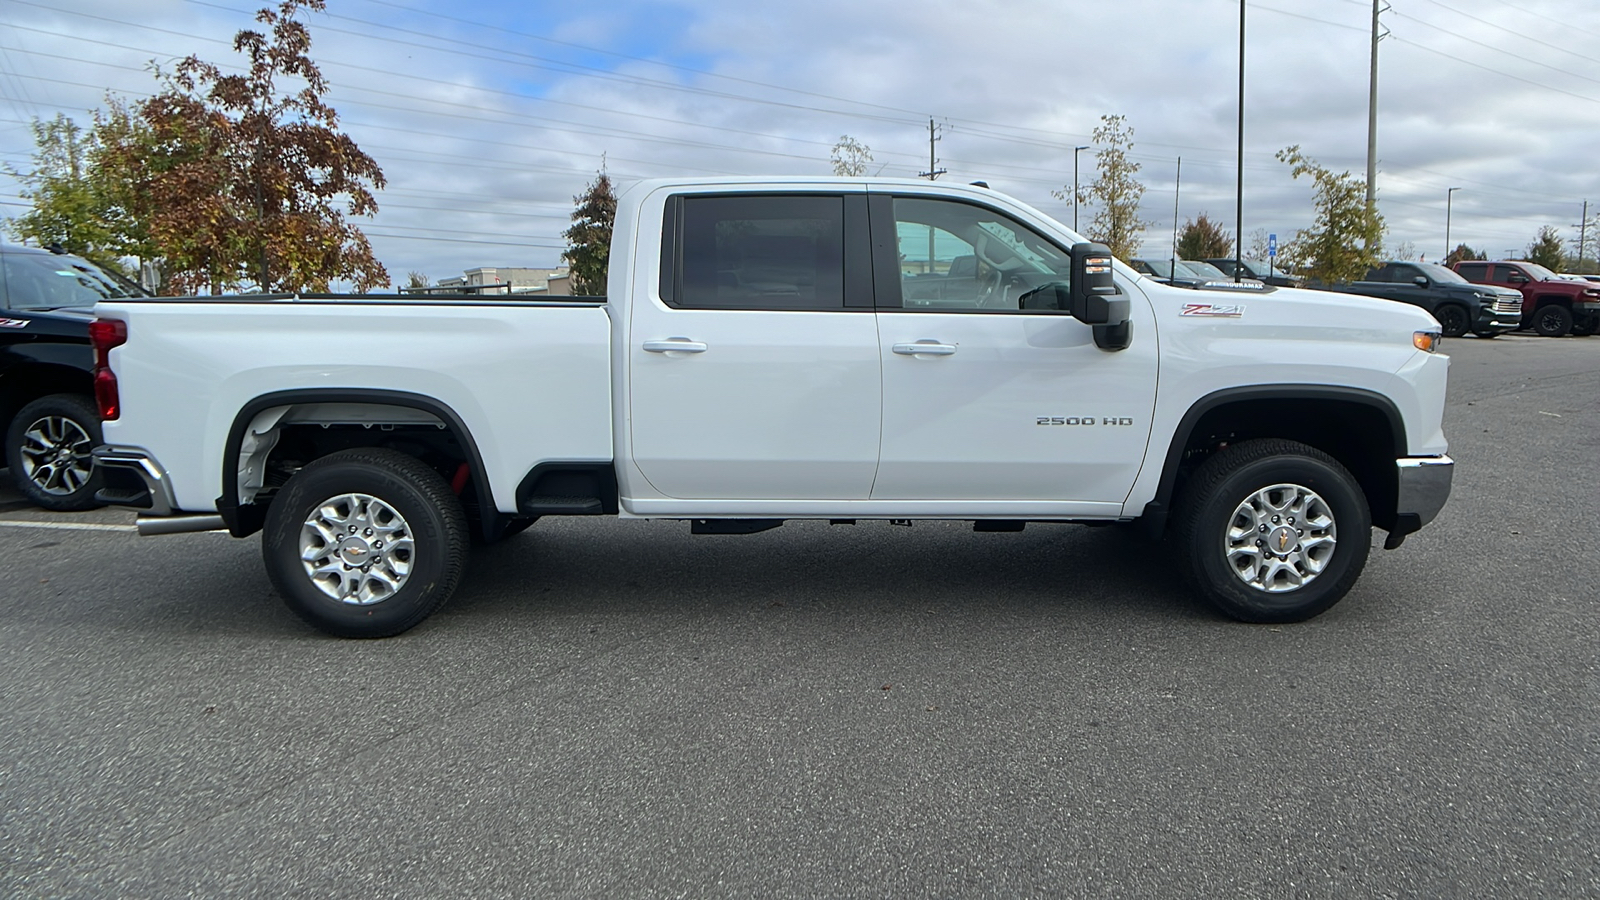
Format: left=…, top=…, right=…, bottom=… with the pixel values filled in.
left=1385, top=455, right=1453, bottom=548
left=92, top=445, right=174, bottom=513
left=92, top=445, right=225, bottom=535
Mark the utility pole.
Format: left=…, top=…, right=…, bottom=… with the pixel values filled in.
left=919, top=118, right=947, bottom=181
left=1445, top=187, right=1459, bottom=262
left=1073, top=145, right=1089, bottom=232
left=1170, top=157, right=1182, bottom=277
left=1366, top=0, right=1387, bottom=208
left=1575, top=200, right=1591, bottom=271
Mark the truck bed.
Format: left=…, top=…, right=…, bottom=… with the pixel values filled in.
left=95, top=293, right=615, bottom=515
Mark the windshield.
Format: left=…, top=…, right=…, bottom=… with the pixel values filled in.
left=1137, top=259, right=1196, bottom=280
left=1183, top=260, right=1232, bottom=280
left=1417, top=263, right=1468, bottom=283
left=1520, top=262, right=1559, bottom=281
left=3, top=252, right=145, bottom=309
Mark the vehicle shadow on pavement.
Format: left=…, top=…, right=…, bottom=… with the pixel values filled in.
left=447, top=518, right=1208, bottom=627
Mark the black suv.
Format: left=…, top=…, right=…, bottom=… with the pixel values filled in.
left=1330, top=261, right=1523, bottom=338
left=1, top=245, right=148, bottom=510
left=1205, top=257, right=1303, bottom=288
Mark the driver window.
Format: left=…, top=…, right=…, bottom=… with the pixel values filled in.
left=891, top=197, right=1071, bottom=311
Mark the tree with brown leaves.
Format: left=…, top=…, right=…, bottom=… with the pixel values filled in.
left=97, top=0, right=386, bottom=294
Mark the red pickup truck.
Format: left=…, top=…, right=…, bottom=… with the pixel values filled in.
left=1451, top=260, right=1600, bottom=336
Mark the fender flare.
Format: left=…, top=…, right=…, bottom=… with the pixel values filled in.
left=1139, top=384, right=1406, bottom=537
left=216, top=388, right=493, bottom=538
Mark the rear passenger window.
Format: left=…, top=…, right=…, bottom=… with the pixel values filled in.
left=674, top=195, right=845, bottom=310
left=1455, top=263, right=1489, bottom=281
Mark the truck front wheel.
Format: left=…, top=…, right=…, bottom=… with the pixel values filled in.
left=1572, top=314, right=1598, bottom=337
left=1534, top=304, right=1573, bottom=337
left=1174, top=439, right=1371, bottom=623
left=263, top=448, right=467, bottom=638
left=1433, top=304, right=1469, bottom=338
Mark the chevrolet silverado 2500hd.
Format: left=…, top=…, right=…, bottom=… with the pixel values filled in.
left=90, top=178, right=1454, bottom=637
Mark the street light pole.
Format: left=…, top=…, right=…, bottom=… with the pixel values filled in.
left=1235, top=0, right=1245, bottom=282
left=1445, top=187, right=1460, bottom=261
left=1073, top=145, right=1089, bottom=232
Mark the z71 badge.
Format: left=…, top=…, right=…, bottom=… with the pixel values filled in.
left=0, top=318, right=30, bottom=329
left=1180, top=303, right=1246, bottom=317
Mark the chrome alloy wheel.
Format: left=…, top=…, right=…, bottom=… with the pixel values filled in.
left=299, top=493, right=415, bottom=605
left=1224, top=483, right=1338, bottom=593
left=19, top=415, right=95, bottom=496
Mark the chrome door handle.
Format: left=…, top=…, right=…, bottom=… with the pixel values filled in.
left=892, top=340, right=957, bottom=356
left=642, top=338, right=708, bottom=353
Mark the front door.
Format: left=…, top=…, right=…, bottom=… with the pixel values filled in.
left=871, top=194, right=1158, bottom=504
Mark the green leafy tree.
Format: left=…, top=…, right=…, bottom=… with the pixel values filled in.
left=1525, top=226, right=1565, bottom=270
left=97, top=0, right=387, bottom=294
left=1275, top=145, right=1385, bottom=284
left=562, top=170, right=616, bottom=296
left=830, top=135, right=872, bottom=177
left=1070, top=115, right=1149, bottom=259
left=3, top=114, right=126, bottom=273
left=1443, top=243, right=1483, bottom=266
left=1176, top=212, right=1232, bottom=260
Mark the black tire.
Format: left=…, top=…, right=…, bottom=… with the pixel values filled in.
left=1533, top=304, right=1573, bottom=337
left=1433, top=304, right=1469, bottom=338
left=1173, top=439, right=1371, bottom=623
left=4, top=393, right=105, bottom=511
left=262, top=448, right=467, bottom=638
left=1572, top=314, right=1598, bottom=337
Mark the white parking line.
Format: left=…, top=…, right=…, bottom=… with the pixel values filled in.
left=0, top=520, right=138, bottom=533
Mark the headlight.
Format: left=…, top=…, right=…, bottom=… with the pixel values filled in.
left=1414, top=331, right=1442, bottom=352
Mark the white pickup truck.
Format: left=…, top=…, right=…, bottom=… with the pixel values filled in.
left=91, top=177, right=1453, bottom=637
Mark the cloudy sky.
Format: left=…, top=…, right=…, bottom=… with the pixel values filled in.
left=2, top=0, right=1598, bottom=285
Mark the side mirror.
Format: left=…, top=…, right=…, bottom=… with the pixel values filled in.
left=1069, top=243, right=1120, bottom=324
left=1412, top=276, right=1429, bottom=287
left=1069, top=242, right=1132, bottom=351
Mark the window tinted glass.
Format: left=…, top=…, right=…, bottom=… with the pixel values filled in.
left=1417, top=263, right=1466, bottom=283
left=3, top=252, right=141, bottom=309
left=676, top=195, right=844, bottom=310
left=1455, top=263, right=1490, bottom=281
left=892, top=197, right=1070, bottom=311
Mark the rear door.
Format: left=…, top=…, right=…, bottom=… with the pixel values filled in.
left=627, top=190, right=882, bottom=500
left=869, top=190, right=1158, bottom=505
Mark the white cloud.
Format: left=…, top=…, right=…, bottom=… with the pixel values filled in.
left=3, top=0, right=1598, bottom=281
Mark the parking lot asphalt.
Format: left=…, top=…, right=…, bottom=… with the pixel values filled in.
left=2, top=333, right=1597, bottom=898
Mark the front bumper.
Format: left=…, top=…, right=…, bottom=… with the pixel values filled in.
left=1385, top=455, right=1453, bottom=548
left=1473, top=308, right=1522, bottom=332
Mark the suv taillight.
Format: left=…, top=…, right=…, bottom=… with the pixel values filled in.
left=89, top=318, right=127, bottom=420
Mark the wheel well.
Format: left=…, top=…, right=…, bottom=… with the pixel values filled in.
left=1533, top=295, right=1570, bottom=310
left=0, top=364, right=93, bottom=435
left=1157, top=396, right=1401, bottom=533
left=222, top=394, right=491, bottom=538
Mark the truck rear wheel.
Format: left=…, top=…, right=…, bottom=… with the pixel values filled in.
left=5, top=394, right=105, bottom=511
left=1173, top=439, right=1370, bottom=623
left=262, top=448, right=467, bottom=638
left=1433, top=304, right=1469, bottom=338
left=1534, top=304, right=1573, bottom=337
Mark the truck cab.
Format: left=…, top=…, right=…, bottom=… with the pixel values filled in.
left=1451, top=259, right=1600, bottom=336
